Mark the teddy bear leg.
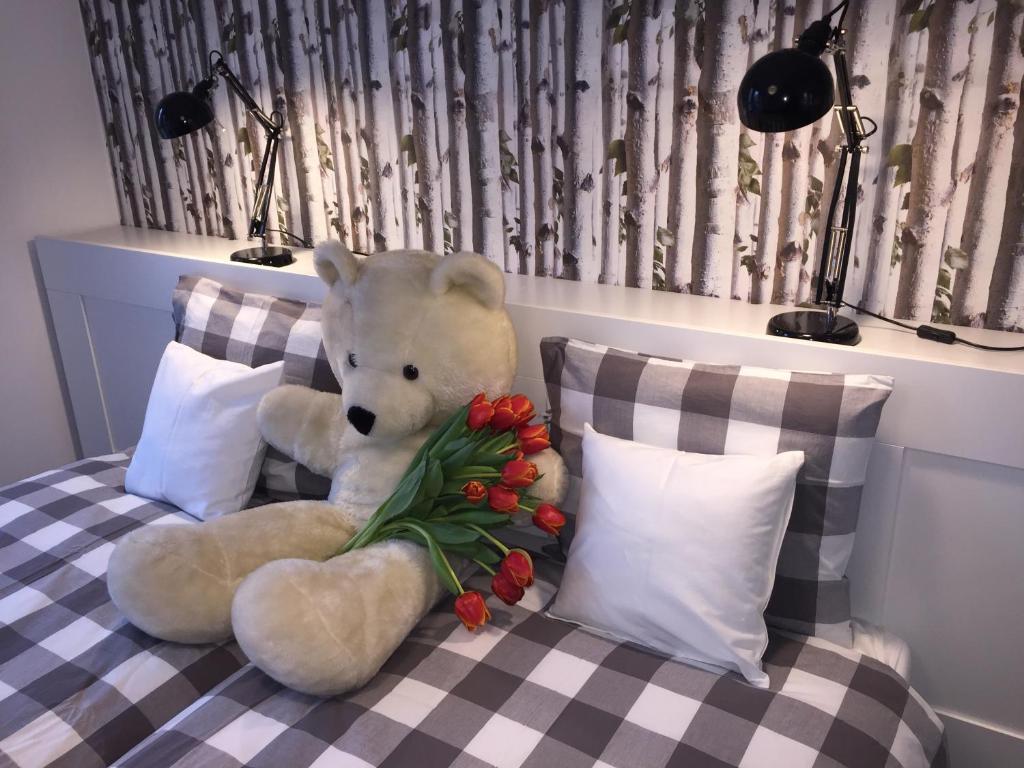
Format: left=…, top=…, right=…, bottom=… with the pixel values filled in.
left=231, top=539, right=444, bottom=696
left=107, top=500, right=358, bottom=644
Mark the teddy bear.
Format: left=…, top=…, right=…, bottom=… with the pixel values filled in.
left=107, top=242, right=568, bottom=696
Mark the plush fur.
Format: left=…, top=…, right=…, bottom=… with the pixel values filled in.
left=108, top=242, right=568, bottom=696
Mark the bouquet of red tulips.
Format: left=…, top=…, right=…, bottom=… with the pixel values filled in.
left=338, top=393, right=567, bottom=632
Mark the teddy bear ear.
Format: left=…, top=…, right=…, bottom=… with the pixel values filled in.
left=314, top=240, right=360, bottom=290
left=429, top=251, right=505, bottom=309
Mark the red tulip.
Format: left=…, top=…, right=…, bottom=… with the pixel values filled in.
left=517, top=423, right=551, bottom=455
left=462, top=480, right=487, bottom=504
left=487, top=484, right=519, bottom=514
left=454, top=591, right=491, bottom=631
left=500, top=549, right=534, bottom=588
left=533, top=504, right=566, bottom=536
left=467, top=393, right=494, bottom=430
left=500, top=459, right=538, bottom=488
left=491, top=571, right=525, bottom=605
left=491, top=394, right=534, bottom=431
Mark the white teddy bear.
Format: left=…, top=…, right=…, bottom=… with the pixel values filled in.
left=108, top=242, right=567, bottom=696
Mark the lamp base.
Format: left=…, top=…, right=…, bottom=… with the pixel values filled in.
left=767, top=310, right=860, bottom=345
left=229, top=245, right=294, bottom=268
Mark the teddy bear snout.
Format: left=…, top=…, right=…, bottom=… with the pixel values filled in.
left=347, top=405, right=376, bottom=435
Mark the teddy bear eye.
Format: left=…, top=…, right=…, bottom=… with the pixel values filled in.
left=403, top=364, right=419, bottom=381
left=347, top=352, right=357, bottom=368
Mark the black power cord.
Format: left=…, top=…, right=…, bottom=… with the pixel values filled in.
left=841, top=301, right=1024, bottom=352
left=264, top=228, right=313, bottom=248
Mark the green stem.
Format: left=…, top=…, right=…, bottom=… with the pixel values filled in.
left=468, top=524, right=509, bottom=555
left=474, top=559, right=497, bottom=576
left=402, top=520, right=464, bottom=594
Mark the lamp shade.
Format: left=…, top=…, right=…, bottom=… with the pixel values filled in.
left=154, top=88, right=214, bottom=139
left=737, top=48, right=835, bottom=133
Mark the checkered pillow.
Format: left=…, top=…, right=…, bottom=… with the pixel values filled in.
left=172, top=276, right=337, bottom=500
left=540, top=337, right=893, bottom=647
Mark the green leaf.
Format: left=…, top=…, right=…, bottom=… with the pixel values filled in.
left=899, top=0, right=922, bottom=14
left=441, top=440, right=481, bottom=473
left=375, top=460, right=427, bottom=525
left=606, top=138, right=625, bottom=165
left=909, top=6, right=933, bottom=32
left=739, top=133, right=755, bottom=149
left=606, top=3, right=628, bottom=29
left=613, top=23, right=629, bottom=45
left=944, top=246, right=969, bottom=270
left=418, top=459, right=444, bottom=503
left=422, top=522, right=480, bottom=545
left=656, top=226, right=675, bottom=247
left=887, top=144, right=913, bottom=186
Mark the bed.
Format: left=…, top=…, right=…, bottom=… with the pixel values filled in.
left=0, top=452, right=946, bottom=768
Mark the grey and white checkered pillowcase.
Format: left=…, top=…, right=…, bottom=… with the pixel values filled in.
left=172, top=276, right=337, bottom=500
left=540, top=336, right=893, bottom=648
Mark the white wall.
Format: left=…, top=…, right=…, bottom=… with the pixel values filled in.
left=0, top=0, right=119, bottom=484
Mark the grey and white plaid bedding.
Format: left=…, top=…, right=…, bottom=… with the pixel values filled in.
left=1, top=455, right=946, bottom=768
left=173, top=275, right=336, bottom=501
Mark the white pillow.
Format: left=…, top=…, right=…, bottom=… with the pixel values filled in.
left=125, top=341, right=284, bottom=520
left=548, top=424, right=804, bottom=687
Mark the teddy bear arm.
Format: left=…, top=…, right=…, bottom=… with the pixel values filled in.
left=258, top=385, right=346, bottom=477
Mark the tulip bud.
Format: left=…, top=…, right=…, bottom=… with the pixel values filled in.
left=517, top=423, right=551, bottom=455
left=532, top=503, right=566, bottom=536
left=487, top=484, right=520, bottom=514
left=500, top=549, right=534, bottom=588
left=461, top=480, right=487, bottom=504
left=467, top=393, right=495, bottom=430
left=500, top=458, right=538, bottom=488
left=454, top=591, right=491, bottom=631
left=491, top=571, right=525, bottom=605
left=489, top=396, right=516, bottom=431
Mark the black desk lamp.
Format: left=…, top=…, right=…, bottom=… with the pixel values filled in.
left=738, top=0, right=871, bottom=345
left=155, top=51, right=295, bottom=267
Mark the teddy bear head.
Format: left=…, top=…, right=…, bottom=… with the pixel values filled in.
left=314, top=241, right=517, bottom=443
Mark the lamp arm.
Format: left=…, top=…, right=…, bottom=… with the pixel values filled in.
left=815, top=36, right=867, bottom=320
left=211, top=56, right=278, bottom=134
left=207, top=53, right=282, bottom=243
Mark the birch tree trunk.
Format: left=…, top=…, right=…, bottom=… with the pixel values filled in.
left=652, top=4, right=676, bottom=278
left=339, top=0, right=372, bottom=250
left=861, top=12, right=927, bottom=312
left=953, top=0, right=1024, bottom=326
left=196, top=0, right=249, bottom=239
left=442, top=0, right=474, bottom=251
left=532, top=0, right=556, bottom=276
left=318, top=0, right=353, bottom=245
left=429, top=6, right=452, bottom=248
left=624, top=0, right=662, bottom=289
left=940, top=0, right=996, bottom=311
left=390, top=1, right=421, bottom=249
left=498, top=0, right=518, bottom=269
left=175, top=1, right=221, bottom=235
left=691, top=0, right=748, bottom=297
left=79, top=0, right=131, bottom=226
left=516, top=0, right=536, bottom=274
left=92, top=0, right=144, bottom=228
left=563, top=0, right=603, bottom=282
left=751, top=1, right=796, bottom=303
left=986, top=95, right=1024, bottom=330
left=842, top=0, right=895, bottom=306
left=600, top=2, right=626, bottom=285
left=359, top=0, right=402, bottom=250
left=664, top=0, right=700, bottom=293
left=772, top=0, right=823, bottom=306
left=731, top=0, right=770, bottom=301
left=550, top=0, right=566, bottom=275
left=895, top=0, right=976, bottom=320
left=409, top=0, right=445, bottom=252
left=128, top=0, right=188, bottom=231
left=114, top=0, right=166, bottom=230
left=464, top=0, right=505, bottom=264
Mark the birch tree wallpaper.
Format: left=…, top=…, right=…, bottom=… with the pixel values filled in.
left=80, top=0, right=1024, bottom=332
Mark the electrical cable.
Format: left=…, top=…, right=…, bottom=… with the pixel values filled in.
left=264, top=228, right=312, bottom=248
left=840, top=301, right=1024, bottom=351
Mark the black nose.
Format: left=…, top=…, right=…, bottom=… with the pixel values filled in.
left=347, top=406, right=376, bottom=435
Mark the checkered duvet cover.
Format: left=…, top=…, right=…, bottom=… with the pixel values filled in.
left=1, top=455, right=946, bottom=768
